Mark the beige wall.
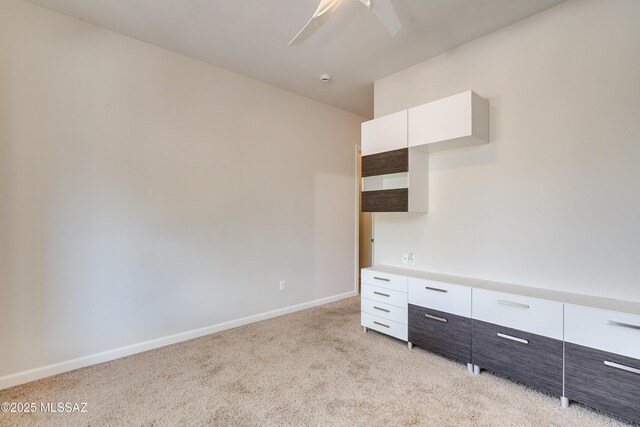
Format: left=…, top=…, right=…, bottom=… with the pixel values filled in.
left=373, top=0, right=640, bottom=301
left=0, top=0, right=362, bottom=382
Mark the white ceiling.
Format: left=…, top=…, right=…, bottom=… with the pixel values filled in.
left=27, top=0, right=565, bottom=118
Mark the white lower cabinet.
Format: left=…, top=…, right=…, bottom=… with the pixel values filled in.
left=361, top=267, right=408, bottom=342
left=360, top=265, right=639, bottom=425
left=471, top=288, right=564, bottom=398
left=407, top=277, right=473, bottom=365
left=564, top=304, right=640, bottom=424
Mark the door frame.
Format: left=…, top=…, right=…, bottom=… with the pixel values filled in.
left=355, top=144, right=375, bottom=293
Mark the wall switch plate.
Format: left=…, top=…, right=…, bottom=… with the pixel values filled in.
left=279, top=280, right=286, bottom=291
left=402, top=253, right=409, bottom=265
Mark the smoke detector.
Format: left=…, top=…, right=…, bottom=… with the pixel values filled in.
left=319, top=74, right=331, bottom=82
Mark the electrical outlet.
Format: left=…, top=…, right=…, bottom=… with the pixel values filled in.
left=279, top=280, right=286, bottom=291
left=407, top=253, right=415, bottom=266
left=403, top=253, right=415, bottom=265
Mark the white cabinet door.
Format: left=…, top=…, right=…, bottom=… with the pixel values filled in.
left=408, top=277, right=471, bottom=317
left=472, top=288, right=563, bottom=340
left=565, top=304, right=640, bottom=359
left=408, top=90, right=489, bottom=152
left=361, top=110, right=407, bottom=156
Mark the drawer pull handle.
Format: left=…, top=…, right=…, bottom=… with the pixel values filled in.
left=373, top=276, right=391, bottom=282
left=373, top=306, right=390, bottom=313
left=425, top=286, right=448, bottom=293
left=604, top=360, right=640, bottom=375
left=605, top=320, right=640, bottom=331
left=425, top=314, right=448, bottom=323
left=373, top=321, right=390, bottom=328
left=497, top=300, right=530, bottom=309
left=497, top=333, right=529, bottom=344
left=373, top=291, right=390, bottom=297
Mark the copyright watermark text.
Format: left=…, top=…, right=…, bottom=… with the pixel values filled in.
left=1, top=402, right=88, bottom=413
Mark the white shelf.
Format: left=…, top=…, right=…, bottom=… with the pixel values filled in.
left=362, top=172, right=408, bottom=192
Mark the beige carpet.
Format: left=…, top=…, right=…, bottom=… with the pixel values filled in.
left=0, top=297, right=629, bottom=426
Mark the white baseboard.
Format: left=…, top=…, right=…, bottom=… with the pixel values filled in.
left=0, top=290, right=357, bottom=390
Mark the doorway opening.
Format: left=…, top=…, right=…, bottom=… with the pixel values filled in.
left=357, top=145, right=373, bottom=293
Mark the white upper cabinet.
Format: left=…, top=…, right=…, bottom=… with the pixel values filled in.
left=408, top=90, right=489, bottom=152
left=361, top=109, right=407, bottom=156
left=360, top=91, right=488, bottom=213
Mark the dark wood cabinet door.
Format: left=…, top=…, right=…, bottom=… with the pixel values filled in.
left=565, top=342, right=640, bottom=424
left=408, top=304, right=471, bottom=364
left=361, top=189, right=408, bottom=212
left=361, top=148, right=408, bottom=177
left=472, top=319, right=563, bottom=396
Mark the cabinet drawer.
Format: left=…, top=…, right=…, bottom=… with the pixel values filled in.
left=361, top=312, right=408, bottom=341
left=565, top=304, right=640, bottom=359
left=361, top=269, right=408, bottom=293
left=472, top=289, right=563, bottom=340
left=565, top=342, right=640, bottom=424
left=408, top=278, right=471, bottom=317
left=361, top=298, right=408, bottom=325
left=472, top=319, right=563, bottom=396
left=362, top=284, right=407, bottom=308
left=408, top=304, right=471, bottom=364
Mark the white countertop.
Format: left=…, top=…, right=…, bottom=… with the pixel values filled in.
left=364, top=265, right=640, bottom=315
left=365, top=265, right=484, bottom=287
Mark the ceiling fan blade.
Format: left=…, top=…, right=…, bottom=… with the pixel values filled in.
left=370, top=0, right=401, bottom=36
left=289, top=0, right=342, bottom=46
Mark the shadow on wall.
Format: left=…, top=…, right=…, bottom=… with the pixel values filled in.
left=1, top=60, right=52, bottom=372
left=313, top=172, right=357, bottom=299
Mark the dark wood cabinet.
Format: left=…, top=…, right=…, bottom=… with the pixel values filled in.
left=361, top=189, right=408, bottom=212
left=408, top=304, right=471, bottom=364
left=472, top=319, right=563, bottom=396
left=565, top=342, right=640, bottom=424
left=361, top=148, right=408, bottom=177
